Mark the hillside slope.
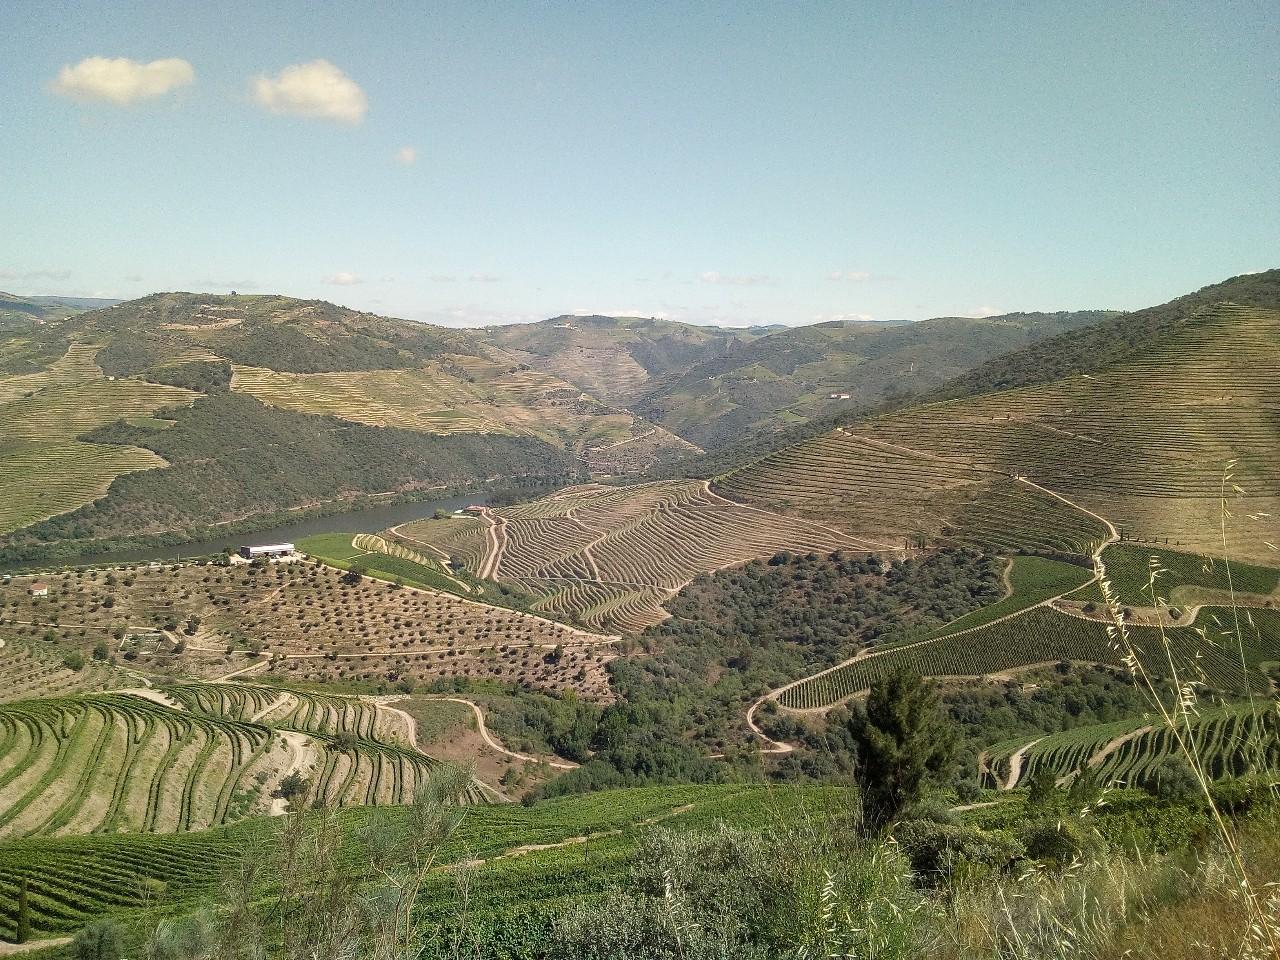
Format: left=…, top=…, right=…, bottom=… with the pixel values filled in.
left=635, top=311, right=1115, bottom=449
left=720, top=273, right=1280, bottom=563
left=0, top=295, right=695, bottom=558
left=478, top=314, right=761, bottom=408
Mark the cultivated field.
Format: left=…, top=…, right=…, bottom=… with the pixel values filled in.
left=0, top=682, right=487, bottom=841
left=230, top=356, right=694, bottom=473
left=721, top=303, right=1280, bottom=563
left=0, top=341, right=197, bottom=534
left=396, top=480, right=886, bottom=632
left=985, top=704, right=1280, bottom=790
left=0, top=639, right=123, bottom=704
left=775, top=606, right=1280, bottom=711
left=0, top=560, right=617, bottom=699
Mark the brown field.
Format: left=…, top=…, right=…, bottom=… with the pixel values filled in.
left=396, top=479, right=886, bottom=632
left=0, top=561, right=618, bottom=700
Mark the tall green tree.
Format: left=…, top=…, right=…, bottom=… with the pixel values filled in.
left=15, top=877, right=30, bottom=943
left=848, top=669, right=955, bottom=828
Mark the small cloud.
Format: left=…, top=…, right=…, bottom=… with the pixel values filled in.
left=700, top=271, right=774, bottom=287
left=393, top=146, right=417, bottom=166
left=252, top=60, right=367, bottom=124
left=963, top=305, right=1001, bottom=318
left=52, top=57, right=194, bottom=105
left=468, top=273, right=501, bottom=283
left=826, top=270, right=873, bottom=282
left=324, top=271, right=362, bottom=286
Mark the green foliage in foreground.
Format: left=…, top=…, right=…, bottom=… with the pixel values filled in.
left=0, top=784, right=817, bottom=942
left=6, top=778, right=1280, bottom=959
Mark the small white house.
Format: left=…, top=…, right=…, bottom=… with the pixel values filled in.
left=28, top=582, right=49, bottom=597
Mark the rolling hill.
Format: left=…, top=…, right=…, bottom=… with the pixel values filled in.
left=633, top=310, right=1117, bottom=449
left=0, top=294, right=697, bottom=561
left=719, top=271, right=1280, bottom=565
left=477, top=313, right=763, bottom=408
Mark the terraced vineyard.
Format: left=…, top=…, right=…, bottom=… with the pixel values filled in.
left=986, top=705, right=1280, bottom=789
left=0, top=782, right=813, bottom=942
left=397, top=480, right=883, bottom=631
left=0, top=683, right=486, bottom=840
left=0, top=341, right=198, bottom=534
left=777, top=606, right=1280, bottom=711
left=230, top=357, right=693, bottom=472
left=721, top=303, right=1280, bottom=564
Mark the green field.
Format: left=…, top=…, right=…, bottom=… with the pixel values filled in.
left=779, top=606, right=1280, bottom=710
left=923, top=555, right=1094, bottom=636
left=0, top=784, right=843, bottom=942
left=1073, top=543, right=1280, bottom=606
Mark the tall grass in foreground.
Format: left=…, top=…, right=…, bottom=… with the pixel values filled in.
left=1091, top=460, right=1280, bottom=959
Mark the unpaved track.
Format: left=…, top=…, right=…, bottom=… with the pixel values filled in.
left=373, top=696, right=509, bottom=803
left=1004, top=738, right=1044, bottom=790
left=739, top=474, right=1122, bottom=754
left=0, top=937, right=72, bottom=955
left=396, top=695, right=579, bottom=771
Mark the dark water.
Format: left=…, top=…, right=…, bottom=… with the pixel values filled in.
left=32, top=492, right=488, bottom=570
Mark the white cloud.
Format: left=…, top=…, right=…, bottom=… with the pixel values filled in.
left=826, top=270, right=873, bottom=282
left=394, top=146, right=417, bottom=166
left=324, top=271, right=362, bottom=286
left=252, top=60, right=367, bottom=124
left=700, top=271, right=774, bottom=287
left=52, top=57, right=194, bottom=105
left=962, top=305, right=1002, bottom=318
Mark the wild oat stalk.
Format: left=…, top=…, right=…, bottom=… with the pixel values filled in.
left=1095, top=462, right=1280, bottom=959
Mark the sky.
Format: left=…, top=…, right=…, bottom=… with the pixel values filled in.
left=1, top=1, right=1277, bottom=328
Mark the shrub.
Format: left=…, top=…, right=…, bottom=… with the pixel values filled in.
left=894, top=819, right=1024, bottom=883
left=73, top=920, right=124, bottom=960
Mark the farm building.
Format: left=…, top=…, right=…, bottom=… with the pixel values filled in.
left=239, top=543, right=295, bottom=560
left=828, top=392, right=851, bottom=400
left=28, top=582, right=49, bottom=597
left=462, top=505, right=485, bottom=514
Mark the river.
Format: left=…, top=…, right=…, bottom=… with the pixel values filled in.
left=21, top=492, right=489, bottom=571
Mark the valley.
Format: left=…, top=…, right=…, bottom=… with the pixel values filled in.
left=2, top=270, right=1279, bottom=959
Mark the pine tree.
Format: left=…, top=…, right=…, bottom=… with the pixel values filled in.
left=848, top=668, right=955, bottom=828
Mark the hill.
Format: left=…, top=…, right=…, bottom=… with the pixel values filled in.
left=0, top=294, right=699, bottom=561
left=478, top=314, right=761, bottom=408
left=719, top=272, right=1280, bottom=564
left=634, top=310, right=1116, bottom=450
left=0, top=292, right=119, bottom=330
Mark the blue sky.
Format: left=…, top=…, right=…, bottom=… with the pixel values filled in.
left=1, top=1, right=1276, bottom=327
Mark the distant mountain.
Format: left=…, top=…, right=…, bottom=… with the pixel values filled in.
left=634, top=310, right=1117, bottom=450
left=478, top=314, right=766, bottom=408
left=0, top=292, right=119, bottom=329
left=0, top=294, right=693, bottom=561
